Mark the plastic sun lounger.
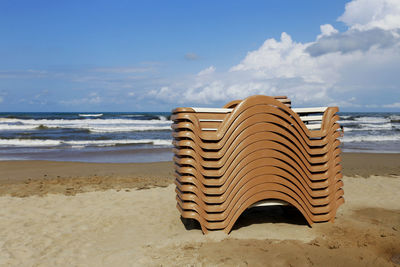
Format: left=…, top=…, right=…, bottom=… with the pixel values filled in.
left=172, top=95, right=344, bottom=234
left=172, top=96, right=343, bottom=233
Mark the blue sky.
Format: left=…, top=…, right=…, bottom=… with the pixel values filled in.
left=0, top=0, right=399, bottom=112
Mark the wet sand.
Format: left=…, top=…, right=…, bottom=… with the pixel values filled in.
left=341, top=152, right=400, bottom=177
left=0, top=153, right=399, bottom=197
left=0, top=153, right=399, bottom=266
left=0, top=161, right=174, bottom=197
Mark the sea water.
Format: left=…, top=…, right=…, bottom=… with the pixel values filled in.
left=0, top=112, right=172, bottom=162
left=0, top=112, right=399, bottom=162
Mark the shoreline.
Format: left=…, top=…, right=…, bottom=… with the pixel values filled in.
left=0, top=146, right=173, bottom=163
left=1, top=152, right=400, bottom=179
left=2, top=145, right=400, bottom=163
left=0, top=152, right=399, bottom=197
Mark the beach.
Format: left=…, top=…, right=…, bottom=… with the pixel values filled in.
left=2, top=0, right=400, bottom=265
left=0, top=153, right=399, bottom=266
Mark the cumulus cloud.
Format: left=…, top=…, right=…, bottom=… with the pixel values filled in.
left=151, top=0, right=400, bottom=108
left=338, top=0, right=400, bottom=31
left=307, top=28, right=400, bottom=56
left=150, top=32, right=340, bottom=106
left=318, top=24, right=339, bottom=38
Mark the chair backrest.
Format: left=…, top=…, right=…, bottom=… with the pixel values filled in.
left=192, top=106, right=328, bottom=131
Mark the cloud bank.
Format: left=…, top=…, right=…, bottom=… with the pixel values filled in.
left=0, top=0, right=398, bottom=111
left=151, top=0, right=400, bottom=109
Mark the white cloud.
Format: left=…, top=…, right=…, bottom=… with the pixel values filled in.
left=338, top=0, right=400, bottom=31
left=0, top=96, right=3, bottom=103
left=151, top=0, right=400, bottom=108
left=318, top=24, right=339, bottom=39
left=198, top=66, right=216, bottom=76
left=230, top=32, right=336, bottom=84
left=307, top=28, right=400, bottom=56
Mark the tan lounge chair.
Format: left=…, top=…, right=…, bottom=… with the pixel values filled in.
left=172, top=95, right=344, bottom=234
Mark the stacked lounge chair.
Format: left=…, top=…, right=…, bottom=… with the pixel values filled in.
left=172, top=95, right=344, bottom=234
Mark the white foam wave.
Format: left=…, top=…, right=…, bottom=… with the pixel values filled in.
left=354, top=117, right=389, bottom=123
left=0, top=125, right=38, bottom=131
left=342, top=127, right=355, bottom=132
left=340, top=115, right=352, bottom=119
left=87, top=125, right=172, bottom=132
left=65, top=139, right=172, bottom=146
left=158, top=115, right=168, bottom=121
left=0, top=139, right=172, bottom=147
left=0, top=139, right=62, bottom=147
left=78, top=113, right=103, bottom=117
left=343, top=127, right=394, bottom=132
left=340, top=135, right=400, bottom=143
left=360, top=123, right=393, bottom=129
left=152, top=139, right=173, bottom=146
left=0, top=124, right=172, bottom=132
left=341, top=122, right=394, bottom=132
left=0, top=118, right=172, bottom=132
left=0, top=118, right=172, bottom=125
left=390, top=115, right=400, bottom=122
left=339, top=118, right=389, bottom=125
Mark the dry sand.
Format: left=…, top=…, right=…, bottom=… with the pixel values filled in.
left=0, top=153, right=399, bottom=266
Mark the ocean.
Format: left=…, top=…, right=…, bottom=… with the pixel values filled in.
left=0, top=112, right=399, bottom=163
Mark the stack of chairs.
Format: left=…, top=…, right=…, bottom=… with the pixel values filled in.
left=172, top=95, right=344, bottom=234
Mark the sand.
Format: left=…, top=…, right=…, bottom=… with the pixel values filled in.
left=0, top=153, right=399, bottom=198
left=0, top=161, right=174, bottom=197
left=0, top=153, right=399, bottom=266
left=340, top=153, right=400, bottom=177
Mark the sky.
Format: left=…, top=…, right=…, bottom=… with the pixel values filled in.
left=0, top=0, right=399, bottom=112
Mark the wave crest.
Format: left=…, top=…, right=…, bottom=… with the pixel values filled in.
left=78, top=113, right=103, bottom=117
left=0, top=139, right=172, bottom=147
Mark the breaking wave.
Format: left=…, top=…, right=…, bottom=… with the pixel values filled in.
left=0, top=139, right=172, bottom=147
left=0, top=117, right=172, bottom=132
left=78, top=113, right=103, bottom=117
left=340, top=135, right=400, bottom=143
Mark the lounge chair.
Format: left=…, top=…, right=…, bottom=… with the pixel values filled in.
left=172, top=95, right=344, bottom=234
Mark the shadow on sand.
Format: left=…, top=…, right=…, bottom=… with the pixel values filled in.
left=180, top=205, right=308, bottom=233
